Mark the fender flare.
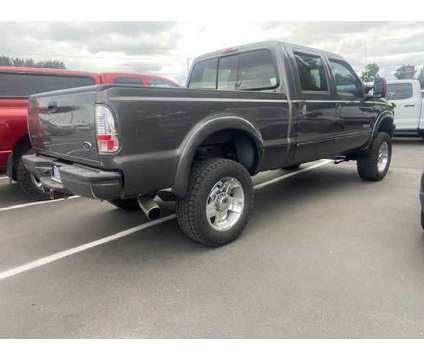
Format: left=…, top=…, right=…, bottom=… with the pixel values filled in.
left=172, top=115, right=264, bottom=198
left=368, top=111, right=394, bottom=146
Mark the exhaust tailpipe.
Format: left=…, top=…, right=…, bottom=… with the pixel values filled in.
left=137, top=196, right=161, bottom=220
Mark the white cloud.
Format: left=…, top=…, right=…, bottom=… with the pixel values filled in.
left=1, top=21, right=424, bottom=84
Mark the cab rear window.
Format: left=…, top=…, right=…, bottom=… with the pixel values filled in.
left=188, top=49, right=278, bottom=91
left=0, top=72, right=95, bottom=97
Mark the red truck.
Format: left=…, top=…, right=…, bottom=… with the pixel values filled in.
left=0, top=66, right=179, bottom=199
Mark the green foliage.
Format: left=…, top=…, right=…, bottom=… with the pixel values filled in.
left=0, top=55, right=66, bottom=69
left=361, top=63, right=379, bottom=82
left=394, top=64, right=416, bottom=80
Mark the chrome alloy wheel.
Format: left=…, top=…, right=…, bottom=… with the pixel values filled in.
left=206, top=177, right=245, bottom=232
left=377, top=141, right=389, bottom=172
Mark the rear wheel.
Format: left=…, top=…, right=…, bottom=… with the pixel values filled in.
left=357, top=132, right=392, bottom=181
left=421, top=210, right=424, bottom=230
left=16, top=150, right=51, bottom=200
left=176, top=158, right=254, bottom=247
left=108, top=198, right=139, bottom=211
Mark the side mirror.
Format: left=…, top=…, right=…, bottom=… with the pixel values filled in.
left=373, top=77, right=387, bottom=98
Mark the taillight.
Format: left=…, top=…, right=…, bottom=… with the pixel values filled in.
left=95, top=104, right=119, bottom=153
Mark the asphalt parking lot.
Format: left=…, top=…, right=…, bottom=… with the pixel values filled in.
left=0, top=138, right=424, bottom=338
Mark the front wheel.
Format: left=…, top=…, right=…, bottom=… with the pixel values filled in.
left=176, top=158, right=254, bottom=247
left=357, top=132, right=392, bottom=181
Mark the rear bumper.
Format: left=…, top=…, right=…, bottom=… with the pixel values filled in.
left=22, top=154, right=123, bottom=200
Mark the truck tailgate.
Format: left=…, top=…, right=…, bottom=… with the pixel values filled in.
left=28, top=88, right=100, bottom=166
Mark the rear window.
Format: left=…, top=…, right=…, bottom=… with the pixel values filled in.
left=113, top=77, right=143, bottom=85
left=189, top=49, right=278, bottom=91
left=189, top=58, right=218, bottom=89
left=0, top=72, right=95, bottom=97
left=387, top=83, right=413, bottom=100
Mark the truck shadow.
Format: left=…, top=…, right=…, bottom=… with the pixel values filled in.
left=97, top=163, right=379, bottom=264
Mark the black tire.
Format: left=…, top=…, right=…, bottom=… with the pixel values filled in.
left=357, top=132, right=392, bottom=181
left=108, top=198, right=140, bottom=211
left=176, top=158, right=254, bottom=247
left=16, top=151, right=51, bottom=200
left=283, top=163, right=301, bottom=171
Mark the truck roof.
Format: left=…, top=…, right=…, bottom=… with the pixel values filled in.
left=0, top=66, right=98, bottom=78
left=193, top=40, right=343, bottom=63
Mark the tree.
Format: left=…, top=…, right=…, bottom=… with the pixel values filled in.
left=361, top=63, right=380, bottom=83
left=0, top=55, right=66, bottom=69
left=394, top=64, right=416, bottom=80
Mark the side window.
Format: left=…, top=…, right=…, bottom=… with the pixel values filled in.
left=217, top=55, right=238, bottom=90
left=113, top=77, right=142, bottom=85
left=0, top=73, right=95, bottom=97
left=329, top=60, right=362, bottom=97
left=148, top=79, right=177, bottom=88
left=294, top=52, right=328, bottom=92
left=386, top=83, right=413, bottom=100
left=237, top=50, right=278, bottom=90
left=188, top=58, right=218, bottom=89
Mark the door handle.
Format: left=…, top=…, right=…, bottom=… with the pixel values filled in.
left=299, top=103, right=307, bottom=117
left=404, top=104, right=415, bottom=107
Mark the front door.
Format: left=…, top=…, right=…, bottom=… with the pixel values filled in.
left=327, top=58, right=375, bottom=152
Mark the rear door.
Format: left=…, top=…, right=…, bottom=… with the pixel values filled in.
left=286, top=46, right=340, bottom=163
left=387, top=81, right=421, bottom=131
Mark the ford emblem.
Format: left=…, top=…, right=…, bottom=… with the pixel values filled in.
left=82, top=141, right=93, bottom=151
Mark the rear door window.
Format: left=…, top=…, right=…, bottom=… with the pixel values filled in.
left=294, top=52, right=328, bottom=92
left=387, top=83, right=413, bottom=100
left=113, top=77, right=143, bottom=85
left=0, top=72, right=95, bottom=97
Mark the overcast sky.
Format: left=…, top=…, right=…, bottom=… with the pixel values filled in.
left=1, top=21, right=423, bottom=84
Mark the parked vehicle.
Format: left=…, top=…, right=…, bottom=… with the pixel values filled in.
left=23, top=41, right=395, bottom=246
left=0, top=66, right=179, bottom=199
left=386, top=79, right=424, bottom=137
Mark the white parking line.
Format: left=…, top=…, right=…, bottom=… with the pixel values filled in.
left=0, top=160, right=331, bottom=280
left=0, top=195, right=80, bottom=212
left=0, top=176, right=8, bottom=180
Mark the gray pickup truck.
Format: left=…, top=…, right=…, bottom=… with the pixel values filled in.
left=24, top=41, right=395, bottom=247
